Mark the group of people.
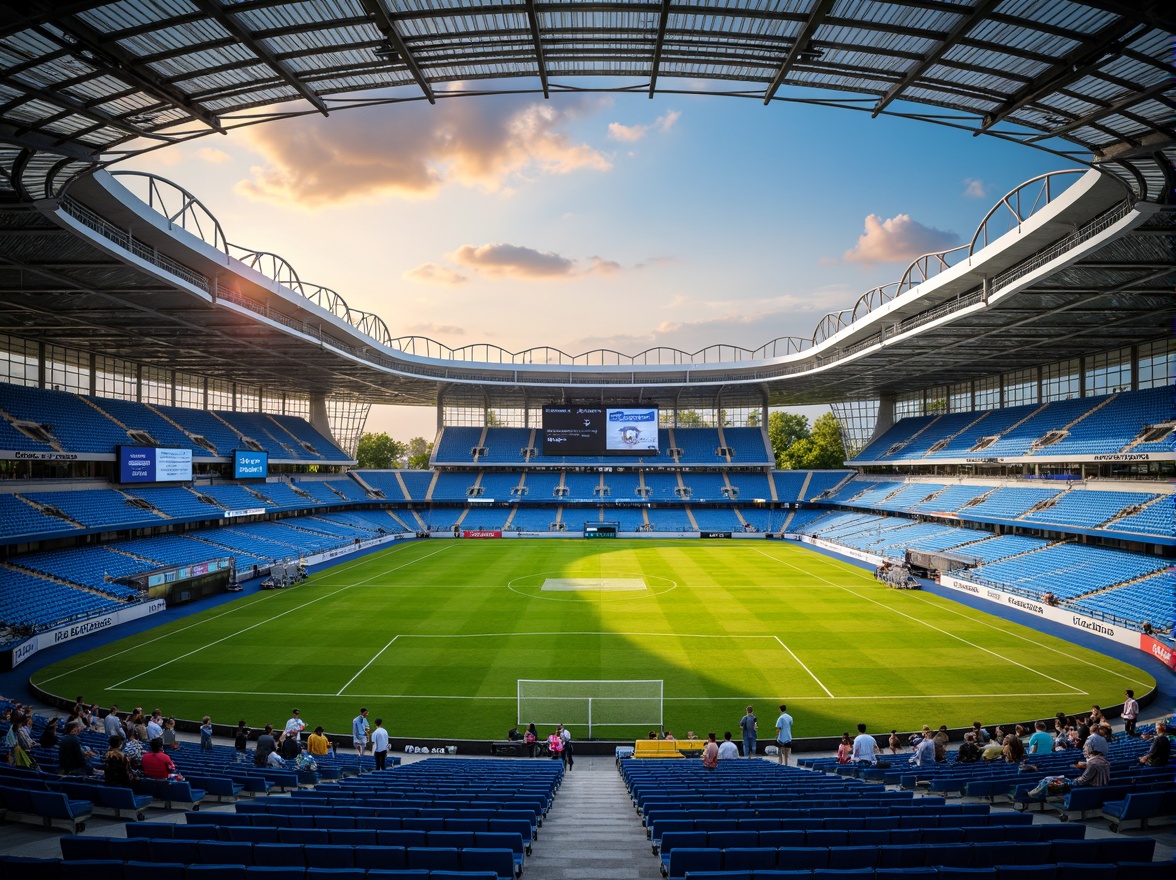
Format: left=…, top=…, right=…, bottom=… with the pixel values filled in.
left=513, top=722, right=574, bottom=767
left=700, top=704, right=794, bottom=769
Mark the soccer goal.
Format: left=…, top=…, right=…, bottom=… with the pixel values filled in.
left=517, top=679, right=663, bottom=739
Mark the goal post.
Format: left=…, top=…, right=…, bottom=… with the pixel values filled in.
left=517, top=679, right=663, bottom=739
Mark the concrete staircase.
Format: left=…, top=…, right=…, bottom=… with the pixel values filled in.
left=527, top=756, right=661, bottom=880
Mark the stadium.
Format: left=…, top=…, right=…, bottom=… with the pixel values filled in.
left=0, top=1, right=1174, bottom=876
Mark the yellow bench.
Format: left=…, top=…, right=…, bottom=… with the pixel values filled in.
left=633, top=740, right=685, bottom=759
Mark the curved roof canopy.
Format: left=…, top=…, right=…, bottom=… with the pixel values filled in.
left=0, top=1, right=1173, bottom=199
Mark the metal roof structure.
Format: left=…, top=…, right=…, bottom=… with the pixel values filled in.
left=0, top=1, right=1172, bottom=416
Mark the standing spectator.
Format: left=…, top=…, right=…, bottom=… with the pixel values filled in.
left=308, top=725, right=330, bottom=757
left=1121, top=690, right=1139, bottom=736
left=352, top=708, right=370, bottom=771
left=888, top=730, right=902, bottom=755
left=284, top=708, right=306, bottom=745
left=199, top=716, right=214, bottom=751
left=851, top=723, right=878, bottom=766
left=524, top=722, right=539, bottom=758
left=559, top=724, right=574, bottom=769
left=701, top=732, right=718, bottom=770
left=371, top=717, right=389, bottom=771
left=104, top=706, right=123, bottom=739
left=774, top=704, right=794, bottom=766
left=234, top=721, right=250, bottom=763
left=254, top=724, right=277, bottom=768
left=718, top=731, right=739, bottom=761
left=58, top=721, right=95, bottom=777
left=739, top=706, right=758, bottom=758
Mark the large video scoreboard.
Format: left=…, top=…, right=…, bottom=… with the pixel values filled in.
left=542, top=406, right=659, bottom=455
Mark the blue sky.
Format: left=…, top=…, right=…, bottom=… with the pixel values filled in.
left=126, top=89, right=1079, bottom=440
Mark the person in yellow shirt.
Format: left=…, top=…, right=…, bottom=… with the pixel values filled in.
left=308, top=725, right=330, bottom=756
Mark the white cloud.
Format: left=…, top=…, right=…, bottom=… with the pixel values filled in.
left=963, top=178, right=988, bottom=198
left=403, top=263, right=468, bottom=286
left=402, top=322, right=465, bottom=337
left=607, top=110, right=681, bottom=142
left=233, top=96, right=612, bottom=207
left=447, top=243, right=622, bottom=280
left=842, top=213, right=959, bottom=265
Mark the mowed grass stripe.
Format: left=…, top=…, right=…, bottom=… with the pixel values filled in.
left=31, top=540, right=1152, bottom=739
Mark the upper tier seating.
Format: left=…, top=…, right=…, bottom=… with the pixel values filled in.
left=0, top=567, right=126, bottom=630
left=0, top=493, right=78, bottom=540
left=853, top=387, right=1175, bottom=463
left=719, top=427, right=774, bottom=465
left=23, top=489, right=166, bottom=529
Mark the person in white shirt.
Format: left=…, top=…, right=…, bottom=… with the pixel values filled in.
left=851, top=723, right=878, bottom=765
left=370, top=717, right=390, bottom=770
left=284, top=708, right=306, bottom=744
left=717, top=731, right=740, bottom=760
left=1121, top=689, right=1139, bottom=736
left=145, top=711, right=163, bottom=741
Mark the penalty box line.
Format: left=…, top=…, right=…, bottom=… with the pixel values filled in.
left=104, top=543, right=454, bottom=692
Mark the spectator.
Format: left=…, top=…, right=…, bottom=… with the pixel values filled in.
left=199, top=716, right=214, bottom=751
left=523, top=723, right=539, bottom=758
left=851, top=724, right=877, bottom=766
left=957, top=732, right=981, bottom=762
left=909, top=732, right=935, bottom=767
left=140, top=737, right=176, bottom=780
left=701, top=732, right=718, bottom=770
left=932, top=725, right=950, bottom=762
left=123, top=724, right=146, bottom=768
left=1027, top=741, right=1110, bottom=796
left=296, top=744, right=320, bottom=782
left=1139, top=722, right=1170, bottom=766
left=371, top=717, right=389, bottom=771
left=1121, top=690, right=1139, bottom=736
left=546, top=728, right=563, bottom=761
left=971, top=721, right=990, bottom=743
left=161, top=716, right=179, bottom=751
left=58, top=721, right=95, bottom=776
left=717, top=731, right=739, bottom=761
left=254, top=724, right=277, bottom=768
left=739, top=706, right=758, bottom=759
left=308, top=725, right=330, bottom=757
left=285, top=708, right=306, bottom=745
left=104, top=734, right=135, bottom=787
left=104, top=706, right=123, bottom=740
left=38, top=717, right=60, bottom=749
left=836, top=732, right=853, bottom=764
left=888, top=730, right=901, bottom=755
left=234, top=721, right=250, bottom=763
left=1002, top=733, right=1026, bottom=763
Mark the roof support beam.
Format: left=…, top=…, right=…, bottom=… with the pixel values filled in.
left=872, top=0, right=1003, bottom=118
left=192, top=0, right=329, bottom=116
left=524, top=0, right=549, bottom=99
left=360, top=0, right=435, bottom=105
left=976, top=18, right=1144, bottom=136
left=1027, top=78, right=1176, bottom=144
left=36, top=16, right=224, bottom=134
left=648, top=0, right=672, bottom=98
left=764, top=0, right=836, bottom=104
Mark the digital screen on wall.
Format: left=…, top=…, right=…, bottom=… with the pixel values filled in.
left=542, top=406, right=659, bottom=455
left=117, top=446, right=193, bottom=483
left=233, top=449, right=269, bottom=479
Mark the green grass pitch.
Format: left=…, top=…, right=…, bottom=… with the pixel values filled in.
left=34, top=539, right=1153, bottom=741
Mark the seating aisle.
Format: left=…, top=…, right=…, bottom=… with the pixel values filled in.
left=524, top=756, right=662, bottom=880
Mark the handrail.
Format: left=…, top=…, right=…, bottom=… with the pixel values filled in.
left=107, top=168, right=1093, bottom=367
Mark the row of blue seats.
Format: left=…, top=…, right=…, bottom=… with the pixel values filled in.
left=61, top=837, right=520, bottom=879
left=0, top=860, right=504, bottom=880
left=663, top=837, right=1157, bottom=880
left=121, top=824, right=531, bottom=855
left=136, top=815, right=537, bottom=843
left=646, top=813, right=1036, bottom=845
left=667, top=865, right=1175, bottom=880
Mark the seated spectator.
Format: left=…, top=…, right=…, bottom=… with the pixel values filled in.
left=909, top=733, right=935, bottom=768
left=957, top=732, right=981, bottom=762
left=981, top=736, right=1004, bottom=761
left=888, top=730, right=901, bottom=755
left=296, top=744, right=320, bottom=782
left=104, top=735, right=136, bottom=787
left=837, top=732, right=853, bottom=764
left=38, top=717, right=60, bottom=749
left=161, top=716, right=179, bottom=751
left=58, top=720, right=95, bottom=777
left=971, top=721, right=990, bottom=743
left=140, top=737, right=176, bottom=780
left=1140, top=722, right=1170, bottom=766
left=1027, top=720, right=1054, bottom=756
left=507, top=727, right=523, bottom=741
left=1027, top=741, right=1110, bottom=796
left=266, top=748, right=287, bottom=769
left=308, top=725, right=330, bottom=756
left=932, top=725, right=950, bottom=762
left=717, top=731, right=739, bottom=761
left=663, top=730, right=675, bottom=741
left=123, top=724, right=146, bottom=768
left=1002, top=733, right=1026, bottom=763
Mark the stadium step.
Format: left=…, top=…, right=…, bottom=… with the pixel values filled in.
left=526, top=757, right=659, bottom=879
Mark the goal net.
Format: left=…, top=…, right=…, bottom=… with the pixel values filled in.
left=517, top=679, right=663, bottom=739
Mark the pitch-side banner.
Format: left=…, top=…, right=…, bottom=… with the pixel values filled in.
left=463, top=530, right=502, bottom=538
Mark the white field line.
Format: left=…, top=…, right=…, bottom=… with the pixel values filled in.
left=336, top=636, right=399, bottom=696
left=35, top=541, right=423, bottom=686
left=774, top=636, right=835, bottom=698
left=103, top=544, right=454, bottom=691
left=794, top=546, right=1154, bottom=691
left=753, top=547, right=1087, bottom=695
